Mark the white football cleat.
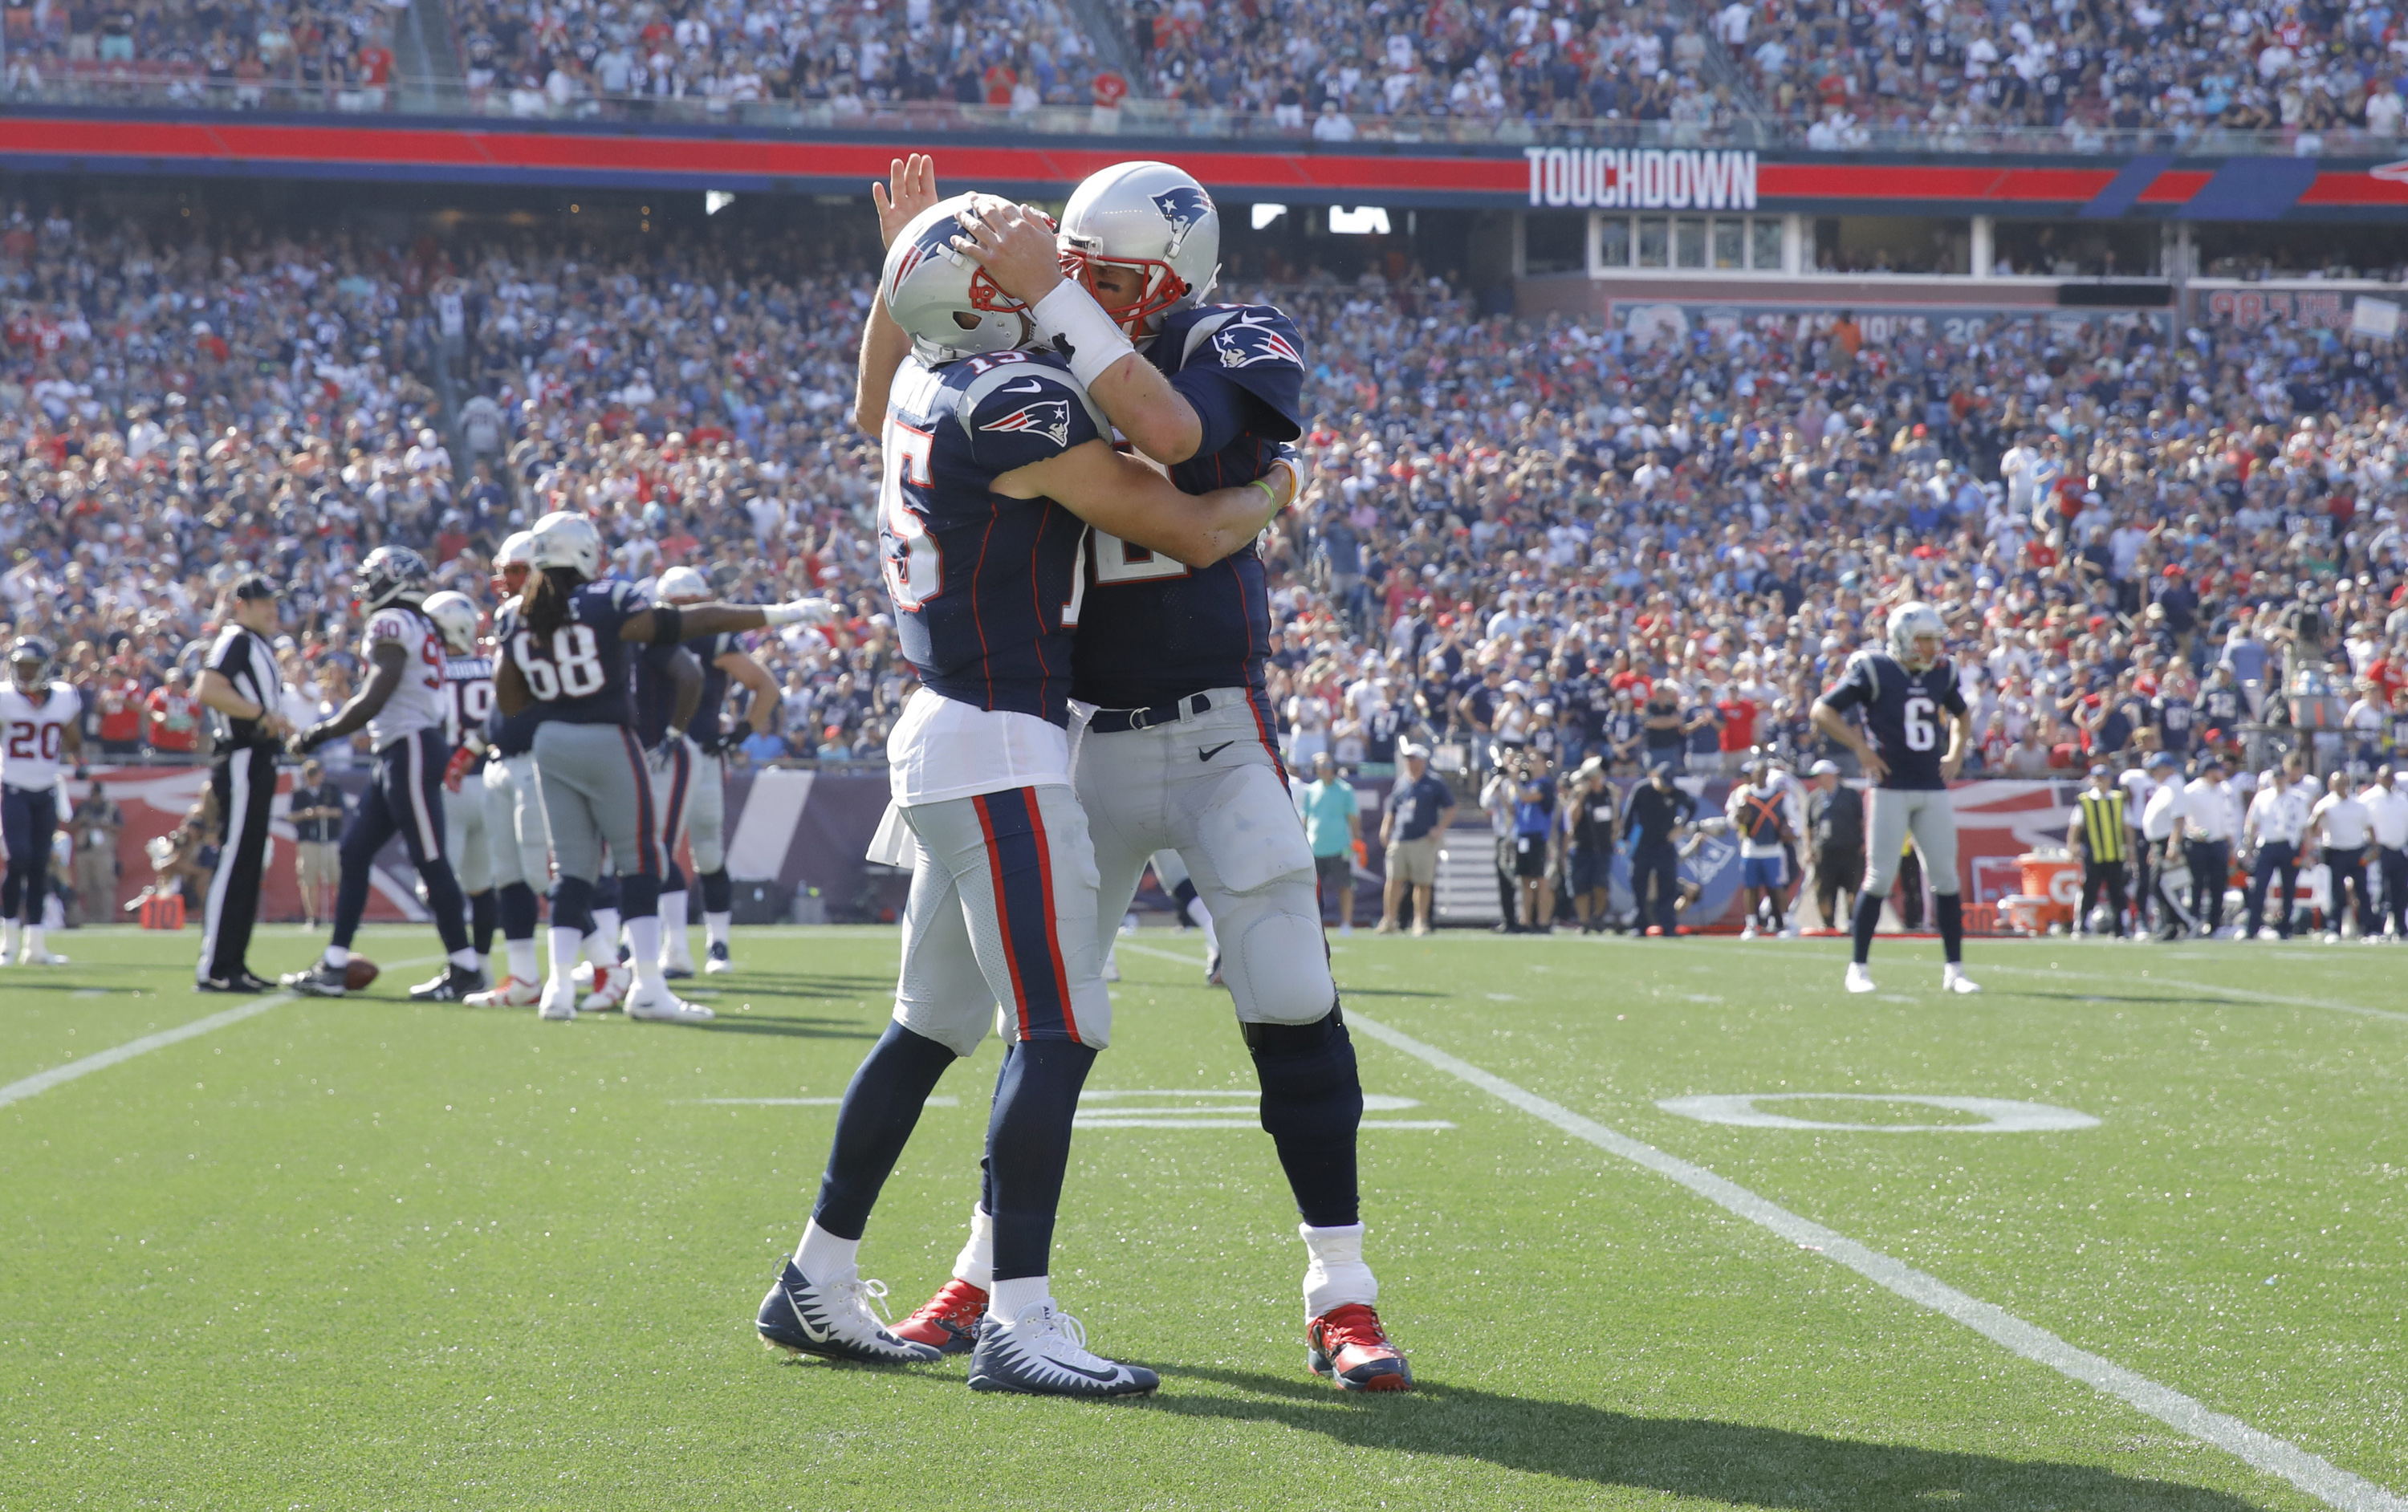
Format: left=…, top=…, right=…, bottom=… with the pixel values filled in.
left=704, top=941, right=734, bottom=974
left=1942, top=964, right=1983, bottom=994
left=966, top=1301, right=1157, bottom=1397
left=1844, top=962, right=1877, bottom=994
left=579, top=963, right=630, bottom=1012
left=571, top=959, right=597, bottom=990
left=625, top=981, right=714, bottom=1022
left=538, top=978, right=579, bottom=1021
left=1740, top=923, right=1760, bottom=940
left=22, top=949, right=68, bottom=965
left=466, top=975, right=543, bottom=1009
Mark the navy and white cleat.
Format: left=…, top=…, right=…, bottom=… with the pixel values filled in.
left=704, top=941, right=734, bottom=975
left=966, top=1302, right=1157, bottom=1397
left=755, top=1259, right=941, bottom=1366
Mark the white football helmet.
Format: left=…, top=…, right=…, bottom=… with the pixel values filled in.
left=1887, top=601, right=1947, bottom=670
left=881, top=195, right=1033, bottom=365
left=492, top=529, right=535, bottom=597
left=1058, top=161, right=1222, bottom=336
left=422, top=590, right=482, bottom=655
left=655, top=565, right=710, bottom=604
left=531, top=510, right=604, bottom=581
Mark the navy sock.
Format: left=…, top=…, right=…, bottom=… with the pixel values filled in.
left=331, top=853, right=375, bottom=949
left=498, top=881, right=540, bottom=941
left=810, top=1022, right=960, bottom=1240
left=469, top=889, right=497, bottom=956
left=1248, top=1005, right=1362, bottom=1229
left=418, top=859, right=470, bottom=954
left=617, top=871, right=661, bottom=921
left=1935, top=892, right=1964, bottom=965
left=550, top=875, right=596, bottom=938
left=700, top=868, right=732, bottom=913
left=1851, top=889, right=1885, bottom=965
left=986, top=1038, right=1099, bottom=1282
left=1171, top=878, right=1199, bottom=913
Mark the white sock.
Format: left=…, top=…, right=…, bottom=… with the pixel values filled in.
left=626, top=916, right=665, bottom=993
left=990, top=1275, right=1050, bottom=1327
left=1190, top=898, right=1219, bottom=957
left=588, top=908, right=621, bottom=965
left=2, top=920, right=17, bottom=956
left=506, top=939, right=539, bottom=982
left=22, top=925, right=43, bottom=956
left=953, top=1204, right=995, bottom=1291
left=1300, top=1221, right=1377, bottom=1320
left=322, top=944, right=349, bottom=969
left=547, top=926, right=583, bottom=987
left=449, top=948, right=479, bottom=971
left=705, top=910, right=731, bottom=949
left=794, top=1219, right=859, bottom=1280
left=658, top=890, right=689, bottom=959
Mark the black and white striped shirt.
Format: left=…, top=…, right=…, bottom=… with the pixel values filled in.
left=205, top=624, right=283, bottom=750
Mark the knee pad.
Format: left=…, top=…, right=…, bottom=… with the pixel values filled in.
left=700, top=868, right=732, bottom=913
left=551, top=874, right=596, bottom=937
left=617, top=871, right=661, bottom=921
left=662, top=861, right=687, bottom=894
left=592, top=872, right=621, bottom=909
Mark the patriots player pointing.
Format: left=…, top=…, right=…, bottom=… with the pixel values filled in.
left=1811, top=602, right=1981, bottom=996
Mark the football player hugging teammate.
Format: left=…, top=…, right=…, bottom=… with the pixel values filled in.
left=752, top=177, right=1296, bottom=1398
left=1810, top=601, right=1983, bottom=996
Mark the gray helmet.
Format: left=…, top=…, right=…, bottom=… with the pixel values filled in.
left=880, top=195, right=1034, bottom=365
left=1058, top=161, right=1221, bottom=336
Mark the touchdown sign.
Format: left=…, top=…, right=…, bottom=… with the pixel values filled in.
left=1525, top=147, right=1759, bottom=210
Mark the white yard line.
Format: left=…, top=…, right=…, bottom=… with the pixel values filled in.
left=1119, top=940, right=2402, bottom=1511
left=2, top=954, right=446, bottom=1113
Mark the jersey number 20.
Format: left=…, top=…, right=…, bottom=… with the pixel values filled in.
left=6, top=722, right=61, bottom=760
left=513, top=626, right=606, bottom=701
left=1902, top=696, right=1938, bottom=751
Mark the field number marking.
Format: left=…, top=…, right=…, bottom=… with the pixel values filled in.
left=1659, top=1093, right=2099, bottom=1133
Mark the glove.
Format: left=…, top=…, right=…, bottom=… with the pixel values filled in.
left=646, top=735, right=681, bottom=773
left=443, top=744, right=478, bottom=794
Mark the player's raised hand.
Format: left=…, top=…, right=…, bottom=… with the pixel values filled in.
left=871, top=153, right=941, bottom=248
left=950, top=197, right=1064, bottom=307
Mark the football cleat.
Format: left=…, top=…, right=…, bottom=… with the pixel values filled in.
left=705, top=941, right=734, bottom=974
left=579, top=964, right=630, bottom=1012
left=625, top=982, right=714, bottom=1022
left=409, top=965, right=486, bottom=1002
left=1844, top=962, right=1877, bottom=994
left=755, top=1258, right=941, bottom=1365
left=966, top=1302, right=1157, bottom=1398
left=571, top=960, right=596, bottom=990
left=1306, top=1303, right=1413, bottom=1392
left=282, top=961, right=348, bottom=998
left=1205, top=949, right=1222, bottom=986
left=465, top=975, right=543, bottom=1009
left=1942, top=964, right=1983, bottom=994
left=537, top=977, right=578, bottom=1021
left=22, top=949, right=70, bottom=965
left=197, top=971, right=275, bottom=994
left=1740, top=923, right=1760, bottom=940
left=892, top=1278, right=989, bottom=1356
left=663, top=942, right=697, bottom=980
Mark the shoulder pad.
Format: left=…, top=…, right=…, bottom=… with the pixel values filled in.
left=958, top=362, right=1106, bottom=449
left=1188, top=306, right=1304, bottom=373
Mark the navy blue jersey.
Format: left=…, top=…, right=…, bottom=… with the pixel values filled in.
left=1068, top=303, right=1305, bottom=709
left=881, top=348, right=1102, bottom=724
left=502, top=578, right=649, bottom=727
left=486, top=600, right=545, bottom=754
left=684, top=632, right=735, bottom=743
left=1817, top=652, right=1968, bottom=791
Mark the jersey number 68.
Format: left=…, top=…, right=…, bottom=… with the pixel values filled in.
left=512, top=625, right=608, bottom=701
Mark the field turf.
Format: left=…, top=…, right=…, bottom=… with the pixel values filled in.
left=3, top=923, right=2402, bottom=1510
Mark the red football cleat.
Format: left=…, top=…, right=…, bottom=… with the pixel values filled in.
left=1644, top=925, right=1666, bottom=937
left=1306, top=1303, right=1413, bottom=1392
left=892, top=1278, right=988, bottom=1355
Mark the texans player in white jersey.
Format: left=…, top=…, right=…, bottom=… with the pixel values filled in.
left=914, top=159, right=1410, bottom=1390
left=425, top=590, right=499, bottom=979
left=1811, top=601, right=1982, bottom=996
left=280, top=547, right=487, bottom=1002
left=0, top=636, right=83, bottom=965
left=651, top=565, right=783, bottom=977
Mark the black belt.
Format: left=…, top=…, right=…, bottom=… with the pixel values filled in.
left=1088, top=692, right=1214, bottom=734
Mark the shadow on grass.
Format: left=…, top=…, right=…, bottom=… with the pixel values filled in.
left=690, top=1016, right=877, bottom=1041
left=2014, top=990, right=2198, bottom=1006
left=1141, top=1365, right=2261, bottom=1511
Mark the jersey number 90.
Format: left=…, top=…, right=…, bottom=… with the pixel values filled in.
left=513, top=626, right=607, bottom=701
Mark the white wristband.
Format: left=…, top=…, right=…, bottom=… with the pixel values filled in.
left=1031, top=281, right=1137, bottom=390
left=765, top=599, right=833, bottom=628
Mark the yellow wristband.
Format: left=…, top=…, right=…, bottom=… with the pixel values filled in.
left=1250, top=475, right=1282, bottom=511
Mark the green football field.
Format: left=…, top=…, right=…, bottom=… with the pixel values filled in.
left=4, top=922, right=2402, bottom=1511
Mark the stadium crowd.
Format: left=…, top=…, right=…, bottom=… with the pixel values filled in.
left=0, top=0, right=408, bottom=109
left=6, top=205, right=2408, bottom=823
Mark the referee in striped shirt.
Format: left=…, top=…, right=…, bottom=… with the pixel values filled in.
left=2069, top=763, right=2130, bottom=937
left=193, top=575, right=289, bottom=992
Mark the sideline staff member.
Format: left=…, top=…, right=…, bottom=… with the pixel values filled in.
left=1379, top=743, right=1455, bottom=937
left=194, top=575, right=288, bottom=992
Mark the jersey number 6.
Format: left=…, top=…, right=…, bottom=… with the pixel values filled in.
left=512, top=625, right=607, bottom=701
left=1902, top=695, right=1938, bottom=751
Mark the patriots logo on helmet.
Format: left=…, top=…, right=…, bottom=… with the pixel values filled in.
left=1213, top=312, right=1301, bottom=370
left=981, top=400, right=1072, bottom=448
left=892, top=217, right=963, bottom=287
left=1151, top=186, right=1214, bottom=256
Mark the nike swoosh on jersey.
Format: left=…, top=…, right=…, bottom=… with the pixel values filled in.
left=1001, top=379, right=1046, bottom=393
left=1198, top=741, right=1235, bottom=761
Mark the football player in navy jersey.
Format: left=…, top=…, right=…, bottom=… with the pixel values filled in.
left=492, top=510, right=826, bottom=1024
left=1812, top=602, right=1983, bottom=995
left=755, top=192, right=1296, bottom=1399
left=913, top=161, right=1409, bottom=1392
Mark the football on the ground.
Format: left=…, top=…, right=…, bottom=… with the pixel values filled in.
left=344, top=957, right=380, bottom=991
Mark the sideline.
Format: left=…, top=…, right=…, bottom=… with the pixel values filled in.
left=1, top=954, right=446, bottom=1112
left=1118, top=941, right=2404, bottom=1512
